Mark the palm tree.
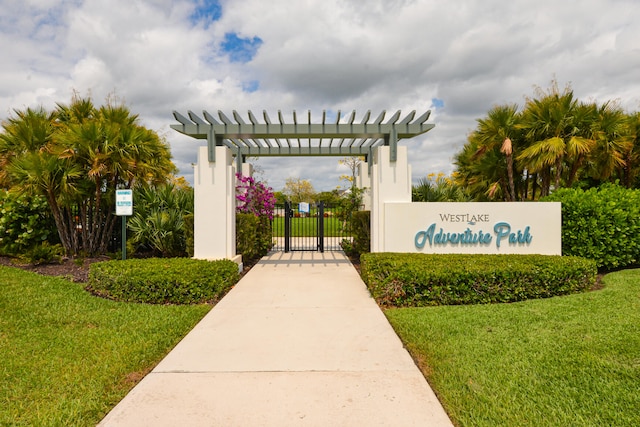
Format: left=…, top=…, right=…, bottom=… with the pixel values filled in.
left=56, top=99, right=176, bottom=254
left=517, top=83, right=594, bottom=196
left=454, top=135, right=507, bottom=201
left=471, top=104, right=521, bottom=201
left=412, top=173, right=470, bottom=202
left=584, top=102, right=633, bottom=185
left=0, top=107, right=57, bottom=188
left=620, top=111, right=640, bottom=187
left=1, top=96, right=176, bottom=256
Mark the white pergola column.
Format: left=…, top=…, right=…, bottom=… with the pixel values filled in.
left=241, top=162, right=253, bottom=178
left=193, top=145, right=239, bottom=261
left=356, top=161, right=371, bottom=211
left=370, top=146, right=412, bottom=252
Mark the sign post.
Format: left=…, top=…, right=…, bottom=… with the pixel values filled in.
left=115, top=189, right=133, bottom=260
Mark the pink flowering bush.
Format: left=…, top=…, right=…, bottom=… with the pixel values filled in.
left=235, top=173, right=276, bottom=261
left=235, top=173, right=276, bottom=219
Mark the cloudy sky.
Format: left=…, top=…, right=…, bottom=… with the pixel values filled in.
left=1, top=0, right=639, bottom=192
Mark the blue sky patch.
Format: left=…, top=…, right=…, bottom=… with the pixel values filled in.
left=431, top=98, right=445, bottom=109
left=190, top=0, right=222, bottom=27
left=242, top=80, right=260, bottom=93
left=221, top=32, right=263, bottom=63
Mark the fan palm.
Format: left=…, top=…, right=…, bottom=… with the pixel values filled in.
left=0, top=96, right=176, bottom=256
left=517, top=84, right=594, bottom=195
left=471, top=104, right=521, bottom=201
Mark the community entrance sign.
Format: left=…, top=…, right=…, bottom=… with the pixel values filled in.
left=384, top=202, right=562, bottom=255
left=171, top=109, right=434, bottom=261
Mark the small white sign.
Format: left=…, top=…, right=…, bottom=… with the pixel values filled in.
left=298, top=202, right=310, bottom=214
left=116, top=189, right=133, bottom=216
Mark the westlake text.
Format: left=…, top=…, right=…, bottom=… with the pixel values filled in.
left=415, top=222, right=533, bottom=249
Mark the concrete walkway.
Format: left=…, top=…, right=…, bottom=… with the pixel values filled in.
left=99, top=251, right=453, bottom=426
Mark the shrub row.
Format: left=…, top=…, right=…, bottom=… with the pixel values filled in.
left=543, top=183, right=640, bottom=270
left=236, top=213, right=272, bottom=263
left=88, top=258, right=239, bottom=304
left=360, top=253, right=597, bottom=307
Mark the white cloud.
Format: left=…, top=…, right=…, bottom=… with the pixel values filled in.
left=1, top=0, right=640, bottom=191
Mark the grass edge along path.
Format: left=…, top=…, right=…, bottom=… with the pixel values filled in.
left=385, top=269, right=640, bottom=427
left=0, top=266, right=211, bottom=426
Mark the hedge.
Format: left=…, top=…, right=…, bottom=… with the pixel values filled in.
left=543, top=183, right=640, bottom=270
left=236, top=213, right=272, bottom=262
left=360, top=253, right=596, bottom=307
left=88, top=258, right=239, bottom=304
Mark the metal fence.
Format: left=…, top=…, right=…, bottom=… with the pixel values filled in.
left=271, top=202, right=353, bottom=252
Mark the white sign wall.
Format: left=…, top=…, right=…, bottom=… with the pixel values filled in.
left=383, top=202, right=561, bottom=255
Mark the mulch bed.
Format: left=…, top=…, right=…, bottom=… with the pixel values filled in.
left=0, top=256, right=110, bottom=283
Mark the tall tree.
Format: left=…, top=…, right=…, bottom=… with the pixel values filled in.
left=620, top=111, right=640, bottom=187
left=453, top=81, right=640, bottom=198
left=338, top=156, right=364, bottom=188
left=0, top=96, right=176, bottom=256
left=584, top=101, right=633, bottom=184
left=517, top=82, right=593, bottom=195
left=282, top=177, right=315, bottom=204
left=470, top=104, right=521, bottom=201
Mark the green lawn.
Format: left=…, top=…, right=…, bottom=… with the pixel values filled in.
left=0, top=266, right=211, bottom=426
left=386, top=269, right=640, bottom=427
left=271, top=215, right=347, bottom=237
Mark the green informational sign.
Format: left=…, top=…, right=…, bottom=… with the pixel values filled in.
left=115, top=189, right=133, bottom=260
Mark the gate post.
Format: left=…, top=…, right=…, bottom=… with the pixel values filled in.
left=284, top=201, right=291, bottom=253
left=317, top=202, right=325, bottom=253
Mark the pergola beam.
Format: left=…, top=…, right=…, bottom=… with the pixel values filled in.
left=171, top=109, right=435, bottom=162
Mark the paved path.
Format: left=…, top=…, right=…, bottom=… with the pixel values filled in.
left=99, top=251, right=453, bottom=426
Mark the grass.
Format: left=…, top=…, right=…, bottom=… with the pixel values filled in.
left=271, top=215, right=348, bottom=237
left=385, top=269, right=640, bottom=427
left=0, top=266, right=211, bottom=426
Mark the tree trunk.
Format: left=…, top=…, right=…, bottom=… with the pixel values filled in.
left=505, top=153, right=516, bottom=201
left=45, top=192, right=73, bottom=256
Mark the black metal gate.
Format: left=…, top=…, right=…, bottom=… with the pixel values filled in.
left=272, top=202, right=351, bottom=252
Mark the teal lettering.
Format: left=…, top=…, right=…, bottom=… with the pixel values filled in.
left=494, top=222, right=533, bottom=248
left=494, top=222, right=511, bottom=248
left=415, top=223, right=436, bottom=248
left=482, top=232, right=492, bottom=245
left=416, top=224, right=496, bottom=247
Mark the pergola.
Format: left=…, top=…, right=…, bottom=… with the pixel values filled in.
left=171, top=109, right=434, bottom=170
left=171, top=108, right=435, bottom=260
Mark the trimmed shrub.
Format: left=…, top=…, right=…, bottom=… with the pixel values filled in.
left=88, top=258, right=239, bottom=304
left=184, top=213, right=194, bottom=257
left=361, top=253, right=596, bottom=307
left=351, top=210, right=370, bottom=254
left=543, top=184, right=640, bottom=270
left=236, top=213, right=272, bottom=262
left=0, top=190, right=58, bottom=256
left=342, top=210, right=370, bottom=256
